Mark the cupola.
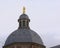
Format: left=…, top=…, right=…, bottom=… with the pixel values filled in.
left=18, top=7, right=30, bottom=29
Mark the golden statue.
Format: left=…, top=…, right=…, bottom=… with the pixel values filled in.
left=23, top=6, right=26, bottom=14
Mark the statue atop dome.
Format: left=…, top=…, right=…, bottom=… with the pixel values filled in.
left=23, top=6, right=26, bottom=14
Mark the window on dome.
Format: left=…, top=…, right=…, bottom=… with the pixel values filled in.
left=27, top=21, right=28, bottom=26
left=23, top=21, right=25, bottom=26
left=20, top=21, right=21, bottom=27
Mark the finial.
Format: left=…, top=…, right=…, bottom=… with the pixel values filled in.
left=23, top=6, right=26, bottom=14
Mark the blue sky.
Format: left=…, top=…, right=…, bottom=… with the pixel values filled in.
left=0, top=0, right=60, bottom=48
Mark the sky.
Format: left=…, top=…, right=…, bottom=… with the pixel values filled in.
left=0, top=0, right=60, bottom=48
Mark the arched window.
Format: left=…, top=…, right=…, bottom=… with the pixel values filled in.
left=27, top=21, right=28, bottom=27
left=23, top=21, right=25, bottom=26
left=20, top=21, right=21, bottom=27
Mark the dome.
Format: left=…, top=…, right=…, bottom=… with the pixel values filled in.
left=19, top=14, right=29, bottom=20
left=4, top=29, right=44, bottom=46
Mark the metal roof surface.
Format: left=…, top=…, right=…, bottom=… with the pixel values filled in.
left=4, top=29, right=43, bottom=46
left=19, top=14, right=29, bottom=19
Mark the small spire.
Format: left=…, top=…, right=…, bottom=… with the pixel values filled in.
left=23, top=6, right=26, bottom=14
